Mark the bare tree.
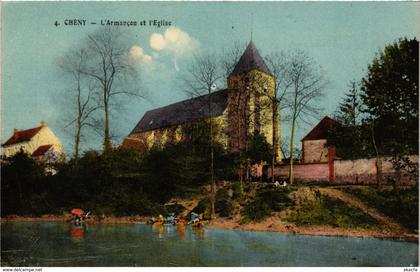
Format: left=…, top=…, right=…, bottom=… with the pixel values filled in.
left=181, top=52, right=224, bottom=98
left=279, top=136, right=290, bottom=160
left=282, top=50, right=327, bottom=184
left=221, top=41, right=246, bottom=79
left=263, top=52, right=293, bottom=182
left=180, top=52, right=224, bottom=219
left=58, top=49, right=100, bottom=160
left=81, top=27, right=143, bottom=151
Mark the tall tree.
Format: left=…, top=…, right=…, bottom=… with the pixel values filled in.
left=361, top=37, right=419, bottom=156
left=337, top=81, right=362, bottom=126
left=58, top=49, right=99, bottom=160
left=180, top=51, right=223, bottom=219
left=82, top=27, right=142, bottom=151
left=327, top=81, right=371, bottom=159
left=265, top=52, right=291, bottom=182
left=282, top=50, right=327, bottom=184
left=361, top=37, right=418, bottom=187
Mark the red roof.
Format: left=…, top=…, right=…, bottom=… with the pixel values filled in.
left=301, top=116, right=339, bottom=141
left=32, top=144, right=53, bottom=157
left=2, top=126, right=43, bottom=146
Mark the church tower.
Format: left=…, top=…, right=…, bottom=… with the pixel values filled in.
left=227, top=41, right=281, bottom=162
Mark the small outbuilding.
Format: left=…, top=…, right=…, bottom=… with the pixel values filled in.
left=301, top=116, right=338, bottom=163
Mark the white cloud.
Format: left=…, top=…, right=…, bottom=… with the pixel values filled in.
left=150, top=33, right=166, bottom=51
left=130, top=45, right=144, bottom=60
left=149, top=27, right=198, bottom=56
left=125, top=45, right=154, bottom=65
left=142, top=54, right=153, bottom=64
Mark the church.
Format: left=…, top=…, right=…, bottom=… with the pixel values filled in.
left=122, top=41, right=282, bottom=162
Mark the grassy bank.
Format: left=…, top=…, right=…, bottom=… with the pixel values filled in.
left=337, top=186, right=419, bottom=232
left=284, top=194, right=383, bottom=229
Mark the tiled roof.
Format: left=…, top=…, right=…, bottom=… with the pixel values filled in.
left=121, top=138, right=146, bottom=151
left=32, top=144, right=53, bottom=157
left=230, top=41, right=271, bottom=76
left=131, top=89, right=228, bottom=134
left=301, top=116, right=339, bottom=141
left=2, top=126, right=43, bottom=146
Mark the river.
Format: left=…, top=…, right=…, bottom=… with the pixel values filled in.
left=1, top=222, right=418, bottom=266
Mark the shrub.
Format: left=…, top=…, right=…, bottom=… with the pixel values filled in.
left=215, top=188, right=233, bottom=217
left=192, top=197, right=211, bottom=214
left=241, top=187, right=294, bottom=223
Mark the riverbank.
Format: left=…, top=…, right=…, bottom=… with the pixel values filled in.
left=2, top=214, right=418, bottom=242
left=1, top=214, right=148, bottom=224
left=206, top=216, right=419, bottom=242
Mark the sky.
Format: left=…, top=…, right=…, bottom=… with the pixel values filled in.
left=2, top=1, right=419, bottom=156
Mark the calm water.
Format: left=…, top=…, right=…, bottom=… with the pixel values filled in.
left=1, top=222, right=418, bottom=267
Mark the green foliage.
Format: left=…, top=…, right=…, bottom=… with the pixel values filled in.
left=0, top=124, right=238, bottom=217
left=327, top=82, right=374, bottom=159
left=242, top=187, right=294, bottom=223
left=245, top=132, right=273, bottom=164
left=286, top=195, right=381, bottom=229
left=192, top=197, right=211, bottom=214
left=327, top=122, right=374, bottom=159
left=339, top=186, right=419, bottom=232
left=1, top=146, right=198, bottom=216
left=330, top=38, right=419, bottom=158
left=362, top=38, right=418, bottom=122
left=361, top=37, right=419, bottom=155
left=1, top=151, right=44, bottom=216
left=215, top=188, right=233, bottom=217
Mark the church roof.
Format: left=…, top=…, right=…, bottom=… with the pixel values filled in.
left=131, top=89, right=228, bottom=134
left=301, top=116, right=339, bottom=141
left=2, top=125, right=43, bottom=146
left=230, top=41, right=272, bottom=76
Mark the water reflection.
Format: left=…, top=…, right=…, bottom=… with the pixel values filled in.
left=177, top=225, right=186, bottom=238
left=150, top=224, right=204, bottom=240
left=191, top=227, right=205, bottom=240
left=151, top=224, right=164, bottom=239
left=70, top=223, right=86, bottom=241
left=2, top=222, right=417, bottom=267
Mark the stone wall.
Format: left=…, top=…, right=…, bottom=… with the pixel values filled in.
left=268, top=155, right=418, bottom=185
left=269, top=162, right=329, bottom=183
left=334, top=155, right=418, bottom=185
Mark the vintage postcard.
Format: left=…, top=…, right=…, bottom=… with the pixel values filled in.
left=1, top=1, right=418, bottom=269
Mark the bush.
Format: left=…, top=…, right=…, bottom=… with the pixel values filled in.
left=215, top=188, right=233, bottom=217
left=241, top=187, right=294, bottom=223
left=192, top=197, right=211, bottom=214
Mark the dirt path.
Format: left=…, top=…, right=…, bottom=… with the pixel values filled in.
left=318, top=187, right=407, bottom=233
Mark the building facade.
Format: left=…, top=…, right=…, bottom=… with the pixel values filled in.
left=123, top=41, right=281, bottom=162
left=2, top=121, right=64, bottom=162
left=301, top=116, right=338, bottom=163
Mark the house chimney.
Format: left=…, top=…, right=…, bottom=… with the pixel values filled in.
left=40, top=121, right=46, bottom=127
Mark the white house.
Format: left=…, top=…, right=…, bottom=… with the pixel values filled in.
left=2, top=121, right=64, bottom=163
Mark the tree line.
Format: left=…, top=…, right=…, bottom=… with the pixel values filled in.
left=327, top=37, right=418, bottom=187
left=0, top=120, right=267, bottom=217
